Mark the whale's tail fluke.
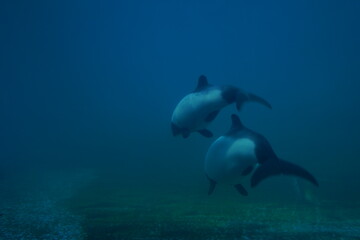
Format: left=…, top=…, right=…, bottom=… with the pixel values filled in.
left=235, top=91, right=272, bottom=110
left=247, top=93, right=272, bottom=109
left=251, top=158, right=319, bottom=188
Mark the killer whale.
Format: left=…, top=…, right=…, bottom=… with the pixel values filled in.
left=204, top=114, right=319, bottom=196
left=171, top=75, right=272, bottom=138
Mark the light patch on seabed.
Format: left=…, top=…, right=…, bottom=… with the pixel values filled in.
left=0, top=170, right=95, bottom=240
left=278, top=223, right=360, bottom=238
left=261, top=205, right=360, bottom=239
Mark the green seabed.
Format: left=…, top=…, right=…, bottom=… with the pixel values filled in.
left=65, top=182, right=360, bottom=240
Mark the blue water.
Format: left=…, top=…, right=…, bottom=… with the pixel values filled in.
left=1, top=0, right=360, bottom=239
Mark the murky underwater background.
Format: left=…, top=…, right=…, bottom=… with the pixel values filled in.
left=1, top=0, right=360, bottom=239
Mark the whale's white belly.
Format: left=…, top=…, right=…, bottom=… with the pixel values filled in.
left=205, top=137, right=257, bottom=185
left=172, top=88, right=227, bottom=130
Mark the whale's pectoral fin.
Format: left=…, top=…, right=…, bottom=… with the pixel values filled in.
left=241, top=165, right=254, bottom=176
left=171, top=123, right=182, bottom=136
left=234, top=184, right=248, bottom=196
left=172, top=125, right=191, bottom=138
left=251, top=158, right=319, bottom=188
left=205, top=110, right=219, bottom=122
left=197, top=129, right=213, bottom=138
left=236, top=92, right=272, bottom=110
left=206, top=175, right=216, bottom=195
left=182, top=131, right=191, bottom=138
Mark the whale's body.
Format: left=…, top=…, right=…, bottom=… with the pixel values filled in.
left=204, top=114, right=319, bottom=196
left=171, top=75, right=272, bottom=138
left=172, top=87, right=227, bottom=136
left=206, top=137, right=257, bottom=185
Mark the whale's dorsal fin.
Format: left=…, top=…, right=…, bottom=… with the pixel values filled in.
left=194, top=75, right=210, bottom=92
left=231, top=114, right=244, bottom=129
left=231, top=114, right=243, bottom=128
left=226, top=114, right=245, bottom=135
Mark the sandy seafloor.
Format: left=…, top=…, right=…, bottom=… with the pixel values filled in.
left=0, top=171, right=359, bottom=240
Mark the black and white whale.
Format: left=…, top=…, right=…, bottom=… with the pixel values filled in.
left=204, top=114, right=319, bottom=196
left=171, top=75, right=272, bottom=138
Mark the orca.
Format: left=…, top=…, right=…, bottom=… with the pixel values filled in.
left=171, top=75, right=272, bottom=138
left=204, top=114, right=319, bottom=196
